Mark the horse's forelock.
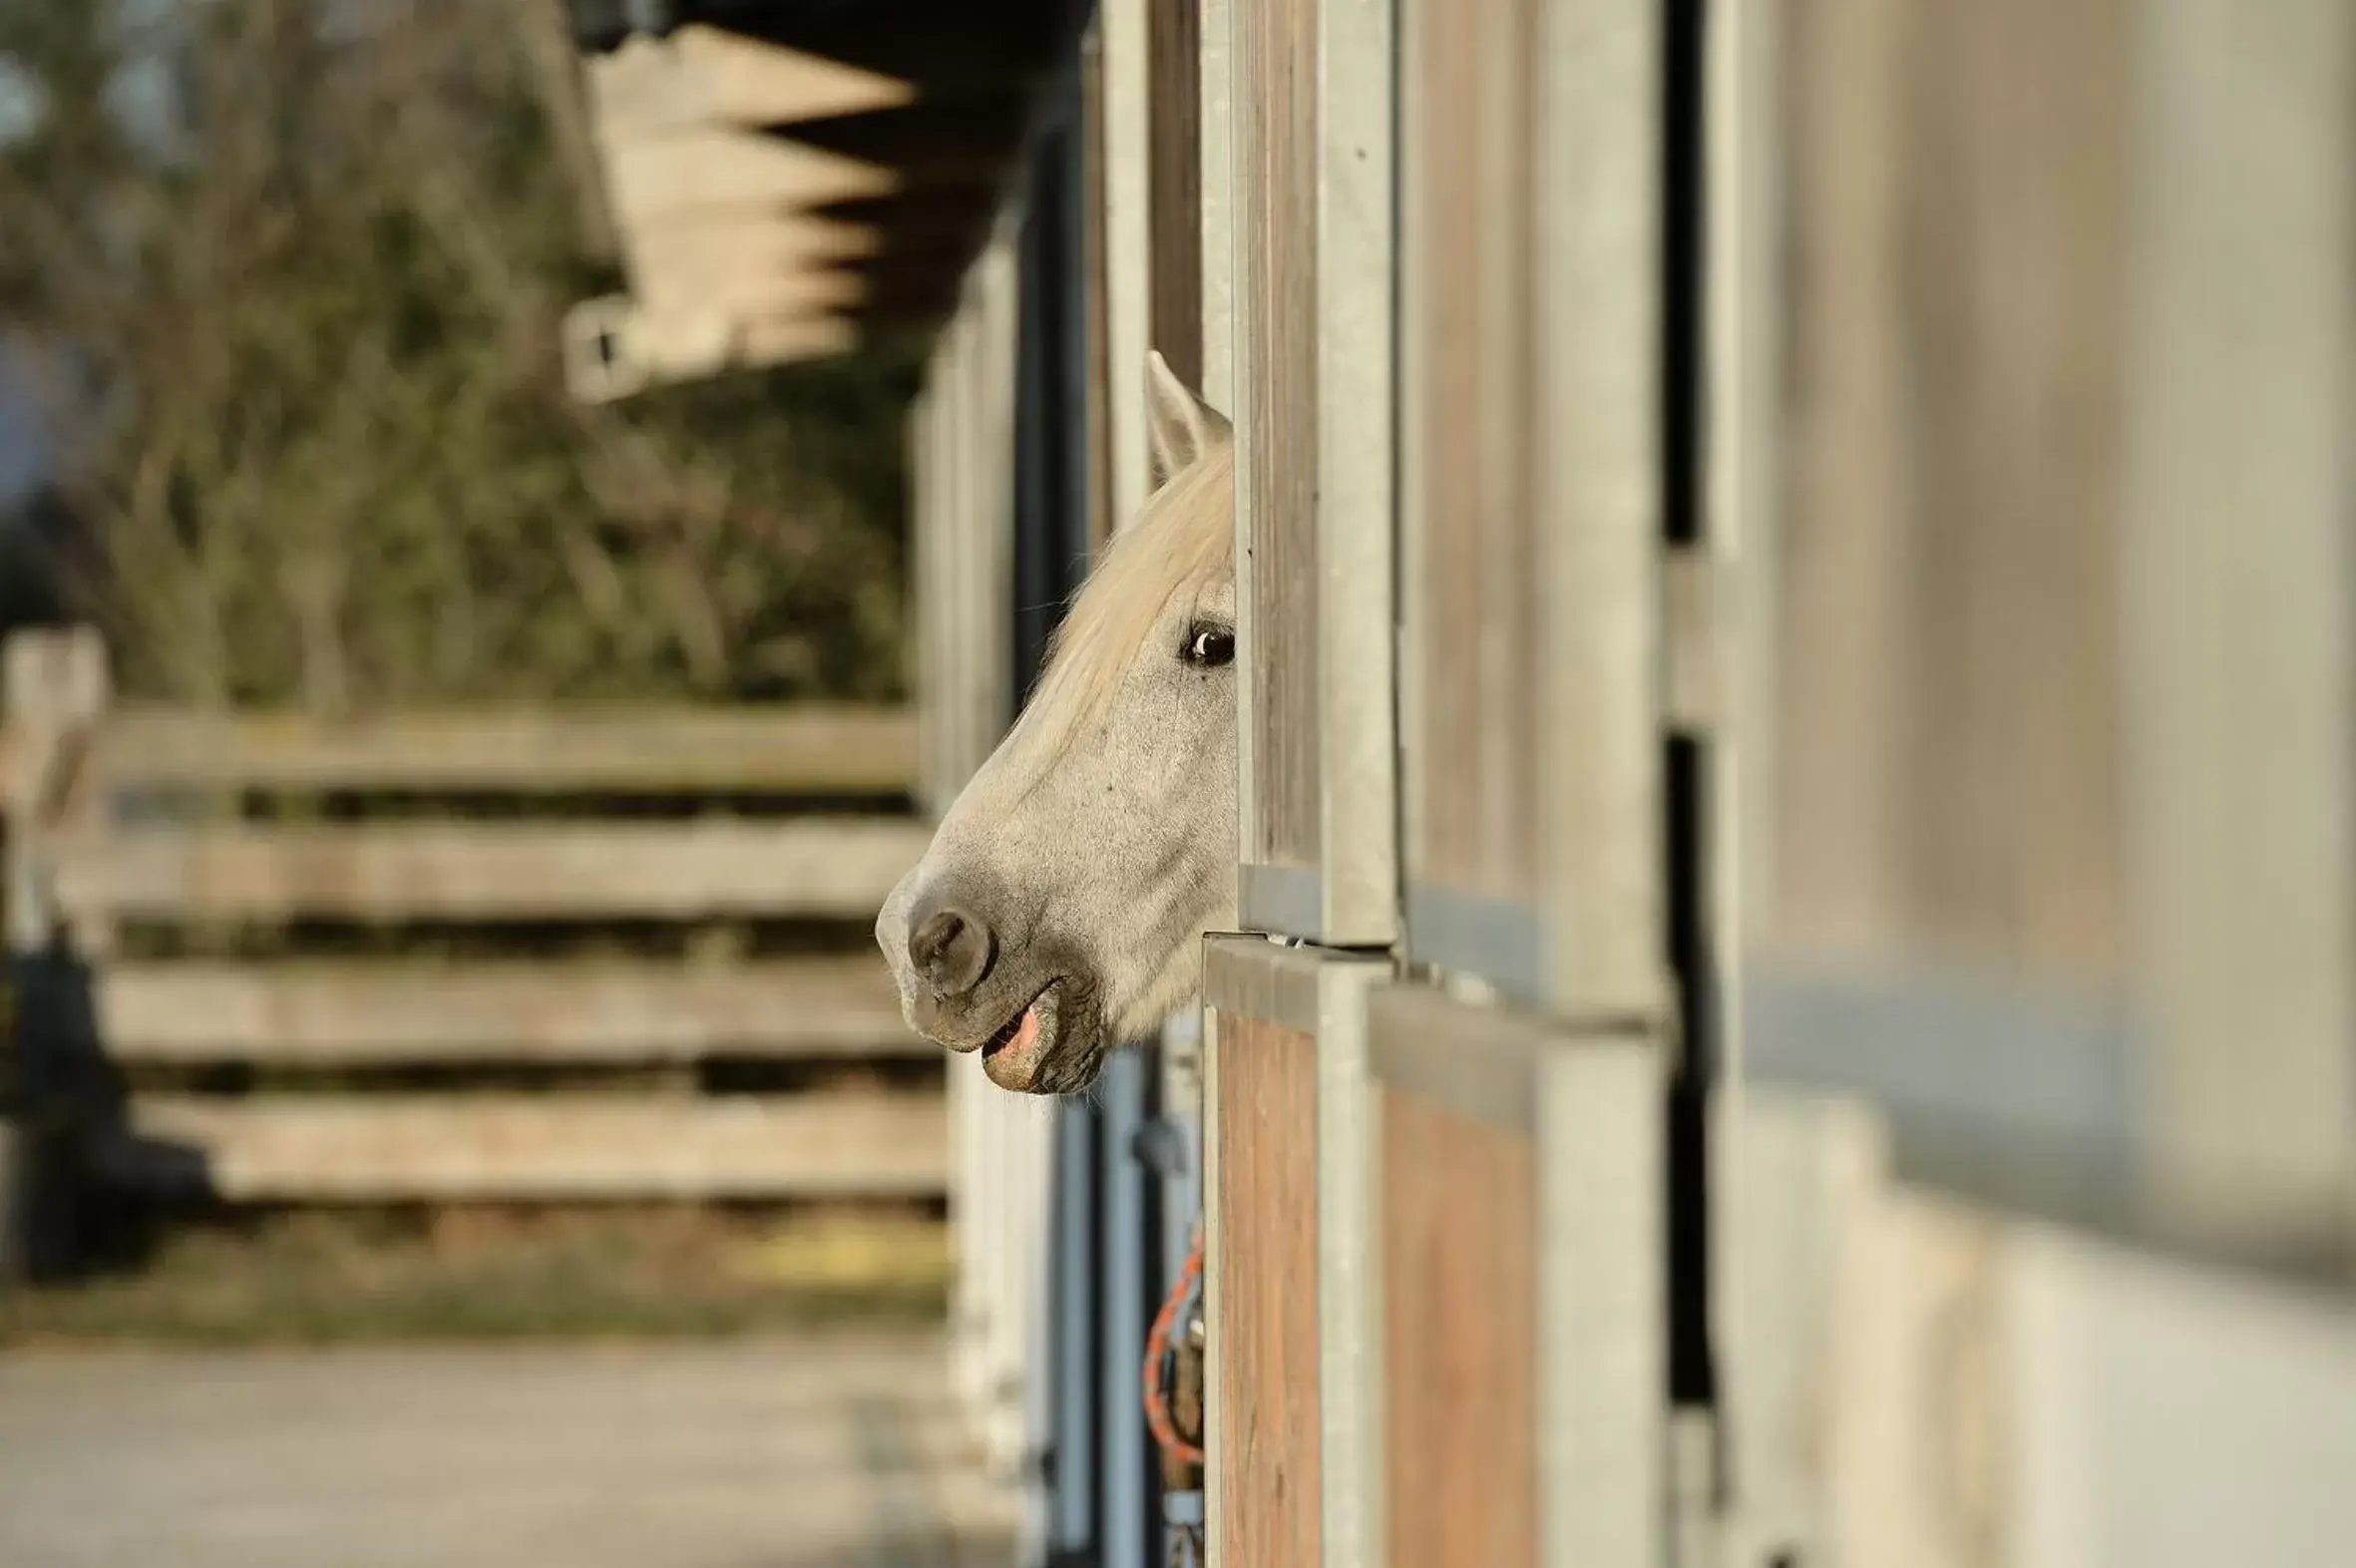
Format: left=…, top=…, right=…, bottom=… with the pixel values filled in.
left=1023, top=442, right=1236, bottom=758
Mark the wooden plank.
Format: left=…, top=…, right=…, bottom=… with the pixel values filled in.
left=4, top=629, right=109, bottom=954
left=1767, top=0, right=2129, bottom=980
left=107, top=1090, right=947, bottom=1201
left=1381, top=1084, right=1537, bottom=1568
left=1307, top=0, right=1397, bottom=946
left=622, top=216, right=879, bottom=321
left=1232, top=0, right=1322, bottom=900
left=53, top=819, right=926, bottom=924
left=1208, top=1010, right=1322, bottom=1568
left=1534, top=0, right=1664, bottom=1016
left=1399, top=0, right=1541, bottom=916
left=2122, top=0, right=2356, bottom=1251
left=1534, top=1032, right=1664, bottom=1568
left=92, top=704, right=916, bottom=795
left=587, top=25, right=916, bottom=136
left=596, top=126, right=898, bottom=225
left=1204, top=936, right=1385, bottom=1568
left=630, top=255, right=868, bottom=318
left=626, top=214, right=883, bottom=278
left=911, top=222, right=1018, bottom=819
left=1399, top=0, right=1666, bottom=1001
left=1372, top=982, right=1664, bottom=1568
left=1101, top=0, right=1156, bottom=523
left=1233, top=0, right=1397, bottom=944
left=1197, top=0, right=1235, bottom=409
left=94, top=959, right=918, bottom=1064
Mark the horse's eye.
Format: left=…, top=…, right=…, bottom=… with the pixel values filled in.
left=1182, top=623, right=1236, bottom=668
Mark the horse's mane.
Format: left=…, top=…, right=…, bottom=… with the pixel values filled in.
left=1019, top=438, right=1236, bottom=758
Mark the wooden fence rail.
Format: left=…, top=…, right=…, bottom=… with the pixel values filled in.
left=52, top=819, right=925, bottom=927
left=78, top=703, right=917, bottom=796
left=89, top=958, right=909, bottom=1065
left=2, top=627, right=940, bottom=1221
left=110, top=1091, right=947, bottom=1203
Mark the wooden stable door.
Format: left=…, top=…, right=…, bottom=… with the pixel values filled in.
left=1204, top=939, right=1383, bottom=1568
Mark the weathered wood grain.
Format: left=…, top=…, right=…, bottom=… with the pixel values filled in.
left=1767, top=0, right=2128, bottom=981
left=1233, top=0, right=1397, bottom=945
left=91, top=704, right=915, bottom=795
left=94, top=959, right=917, bottom=1064
left=1233, top=0, right=1323, bottom=885
left=1372, top=980, right=1665, bottom=1568
left=1400, top=0, right=1541, bottom=908
left=1209, top=1011, right=1322, bottom=1568
left=109, top=1090, right=948, bottom=1201
left=1381, top=1084, right=1538, bottom=1568
left=52, top=819, right=925, bottom=924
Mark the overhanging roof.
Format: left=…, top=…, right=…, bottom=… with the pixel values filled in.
left=556, top=2, right=1076, bottom=400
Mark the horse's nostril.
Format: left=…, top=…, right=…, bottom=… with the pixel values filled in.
left=909, top=904, right=995, bottom=997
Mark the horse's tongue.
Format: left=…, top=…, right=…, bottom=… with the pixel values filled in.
left=982, top=1003, right=1047, bottom=1090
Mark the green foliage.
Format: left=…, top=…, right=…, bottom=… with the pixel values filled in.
left=0, top=0, right=912, bottom=707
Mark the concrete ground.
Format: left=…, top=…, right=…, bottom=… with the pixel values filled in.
left=0, top=1333, right=1018, bottom=1568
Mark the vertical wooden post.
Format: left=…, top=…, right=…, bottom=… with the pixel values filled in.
left=1532, top=0, right=1663, bottom=1016
left=1198, top=0, right=1234, bottom=412
left=4, top=629, right=110, bottom=959
left=2122, top=0, right=2356, bottom=1257
left=918, top=218, right=1031, bottom=1476
left=1306, top=0, right=1397, bottom=945
left=2, top=627, right=109, bottom=1288
left=1536, top=1037, right=1664, bottom=1568
left=1101, top=0, right=1157, bottom=525
left=1232, top=0, right=1398, bottom=946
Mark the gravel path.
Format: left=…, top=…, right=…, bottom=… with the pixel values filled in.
left=0, top=1333, right=1016, bottom=1568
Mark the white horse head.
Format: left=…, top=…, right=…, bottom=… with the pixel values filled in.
left=878, top=355, right=1236, bottom=1092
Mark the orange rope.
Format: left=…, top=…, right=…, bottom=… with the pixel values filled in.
left=1143, top=1222, right=1206, bottom=1466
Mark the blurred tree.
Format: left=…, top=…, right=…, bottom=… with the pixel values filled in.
left=0, top=0, right=914, bottom=708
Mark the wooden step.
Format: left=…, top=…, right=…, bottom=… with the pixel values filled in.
left=102, top=1090, right=948, bottom=1202
left=96, top=959, right=920, bottom=1065
left=53, top=818, right=927, bottom=925
left=93, top=703, right=916, bottom=795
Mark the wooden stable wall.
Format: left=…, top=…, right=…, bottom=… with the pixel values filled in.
left=879, top=0, right=2356, bottom=1560
left=1741, top=0, right=2356, bottom=1261
left=1203, top=0, right=1680, bottom=1565
left=1722, top=2, right=2356, bottom=1566
left=1200, top=0, right=2356, bottom=1564
left=1203, top=940, right=1383, bottom=1568
left=908, top=218, right=1052, bottom=1481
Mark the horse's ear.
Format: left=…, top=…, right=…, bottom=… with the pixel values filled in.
left=1146, top=350, right=1230, bottom=488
